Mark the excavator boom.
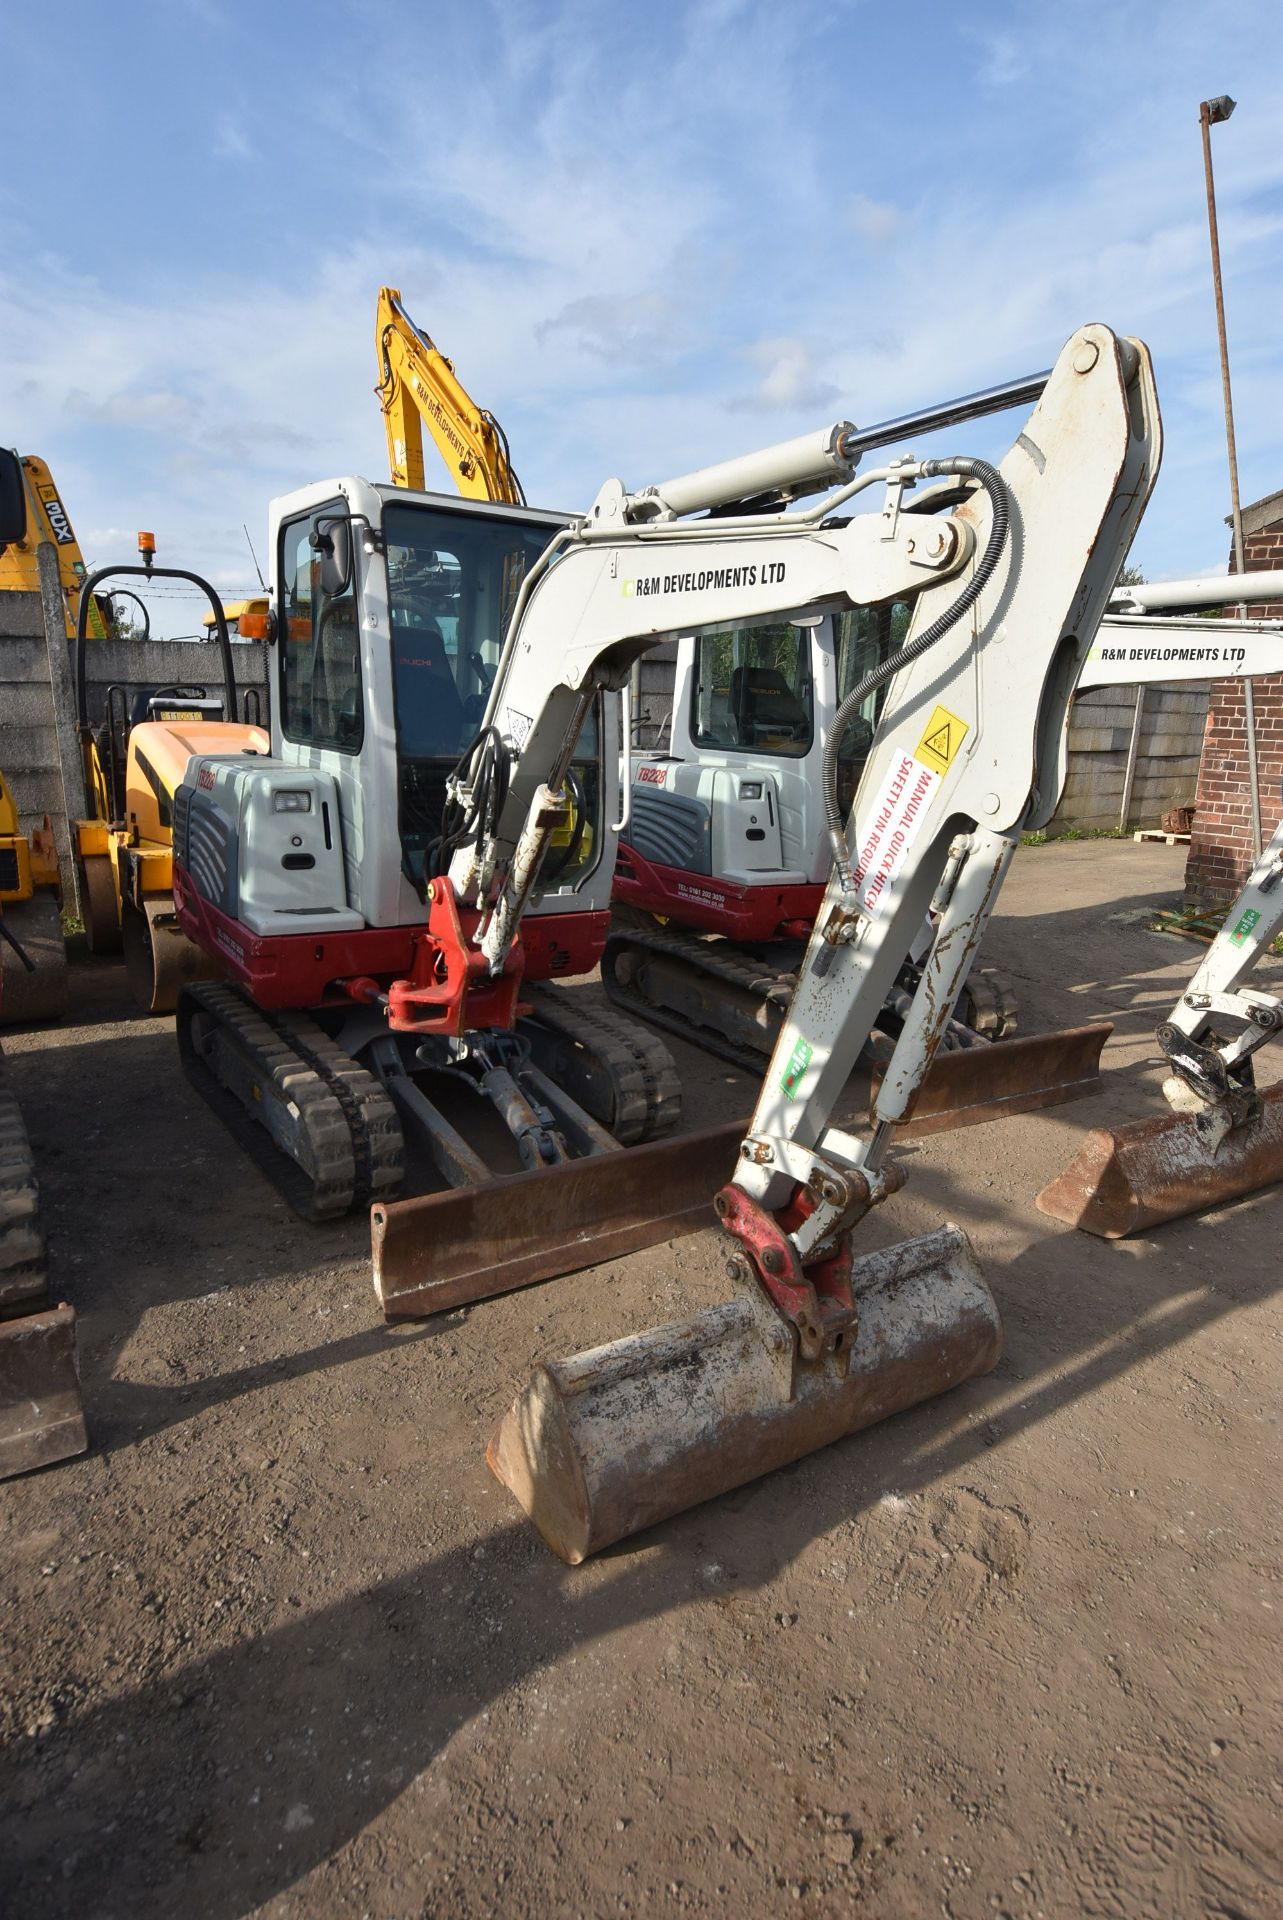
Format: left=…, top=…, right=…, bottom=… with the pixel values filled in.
left=375, top=286, right=525, bottom=504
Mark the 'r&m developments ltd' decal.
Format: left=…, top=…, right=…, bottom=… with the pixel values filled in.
left=1089, top=642, right=1247, bottom=666
left=623, top=562, right=787, bottom=598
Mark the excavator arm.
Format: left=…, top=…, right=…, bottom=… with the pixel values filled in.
left=389, top=323, right=1164, bottom=1559
left=374, top=286, right=525, bottom=503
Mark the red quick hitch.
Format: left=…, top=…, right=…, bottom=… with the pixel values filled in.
left=384, top=877, right=525, bottom=1038
left=713, top=1181, right=858, bottom=1366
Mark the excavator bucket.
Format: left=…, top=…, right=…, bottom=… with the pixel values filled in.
left=1036, top=1080, right=1283, bottom=1238
left=372, top=1120, right=749, bottom=1319
left=0, top=1303, right=88, bottom=1478
left=487, top=1225, right=1002, bottom=1563
left=870, top=1023, right=1112, bottom=1137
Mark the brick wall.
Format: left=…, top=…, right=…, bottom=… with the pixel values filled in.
left=1185, top=497, right=1283, bottom=904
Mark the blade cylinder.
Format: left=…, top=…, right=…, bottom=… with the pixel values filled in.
left=488, top=1224, right=1002, bottom=1563
left=1036, top=1080, right=1283, bottom=1238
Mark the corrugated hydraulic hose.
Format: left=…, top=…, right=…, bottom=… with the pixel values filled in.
left=823, top=456, right=1011, bottom=884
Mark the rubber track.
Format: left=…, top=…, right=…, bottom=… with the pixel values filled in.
left=601, top=926, right=799, bottom=1077
left=0, top=1046, right=47, bottom=1315
left=177, top=983, right=403, bottom=1222
left=602, top=926, right=1018, bottom=1075
left=521, top=984, right=682, bottom=1146
left=958, top=965, right=1019, bottom=1040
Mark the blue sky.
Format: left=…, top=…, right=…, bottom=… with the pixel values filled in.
left=4, top=0, right=1281, bottom=631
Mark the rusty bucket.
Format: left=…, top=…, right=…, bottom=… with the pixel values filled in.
left=487, top=1224, right=1002, bottom=1563
left=1036, top=1080, right=1283, bottom=1238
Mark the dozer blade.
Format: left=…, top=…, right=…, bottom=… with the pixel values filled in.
left=372, top=1120, right=747, bottom=1321
left=871, top=1022, right=1112, bottom=1137
left=1036, top=1079, right=1283, bottom=1238
left=488, top=1224, right=1002, bottom=1564
left=0, top=1303, right=88, bottom=1479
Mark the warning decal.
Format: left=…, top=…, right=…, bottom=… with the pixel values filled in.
left=914, top=703, right=969, bottom=776
left=849, top=752, right=939, bottom=922
left=1230, top=906, right=1261, bottom=947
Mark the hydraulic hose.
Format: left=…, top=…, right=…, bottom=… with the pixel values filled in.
left=822, top=456, right=1011, bottom=885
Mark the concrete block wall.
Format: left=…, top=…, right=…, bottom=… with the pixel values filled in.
left=1049, top=682, right=1209, bottom=834
left=1, top=586, right=270, bottom=889
left=630, top=641, right=680, bottom=749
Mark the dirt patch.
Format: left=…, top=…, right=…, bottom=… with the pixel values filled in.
left=1, top=841, right=1279, bottom=1917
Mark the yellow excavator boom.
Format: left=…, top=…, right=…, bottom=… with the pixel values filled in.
left=0, top=453, right=107, bottom=637
left=374, top=286, right=525, bottom=505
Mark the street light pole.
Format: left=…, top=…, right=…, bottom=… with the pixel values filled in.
left=1199, top=93, right=1261, bottom=858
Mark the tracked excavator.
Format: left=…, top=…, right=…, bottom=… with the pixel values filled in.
left=1032, top=568, right=1283, bottom=1238
left=605, top=380, right=1047, bottom=1088
left=166, top=470, right=678, bottom=1222
left=169, top=322, right=1161, bottom=1557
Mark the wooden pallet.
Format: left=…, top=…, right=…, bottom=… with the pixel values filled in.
left=1133, top=829, right=1191, bottom=846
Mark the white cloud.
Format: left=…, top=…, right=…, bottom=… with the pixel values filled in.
left=847, top=194, right=902, bottom=247
left=536, top=291, right=682, bottom=363
left=969, top=28, right=1028, bottom=87
left=728, top=339, right=840, bottom=414
left=213, top=111, right=252, bottom=162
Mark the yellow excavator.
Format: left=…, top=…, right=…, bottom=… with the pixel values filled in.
left=0, top=451, right=110, bottom=637
left=375, top=285, right=526, bottom=505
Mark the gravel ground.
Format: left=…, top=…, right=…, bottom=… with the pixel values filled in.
left=1, top=839, right=1279, bottom=1918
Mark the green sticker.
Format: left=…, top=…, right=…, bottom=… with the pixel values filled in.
left=780, top=1036, right=813, bottom=1099
left=1231, top=906, right=1261, bottom=946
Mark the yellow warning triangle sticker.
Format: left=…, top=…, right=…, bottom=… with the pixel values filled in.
left=915, top=703, right=968, bottom=775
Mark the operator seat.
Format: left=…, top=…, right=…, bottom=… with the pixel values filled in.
left=393, top=621, right=465, bottom=756
left=730, top=665, right=809, bottom=746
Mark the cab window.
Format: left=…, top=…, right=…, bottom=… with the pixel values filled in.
left=834, top=601, right=912, bottom=815
left=278, top=502, right=364, bottom=751
left=689, top=623, right=814, bottom=757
